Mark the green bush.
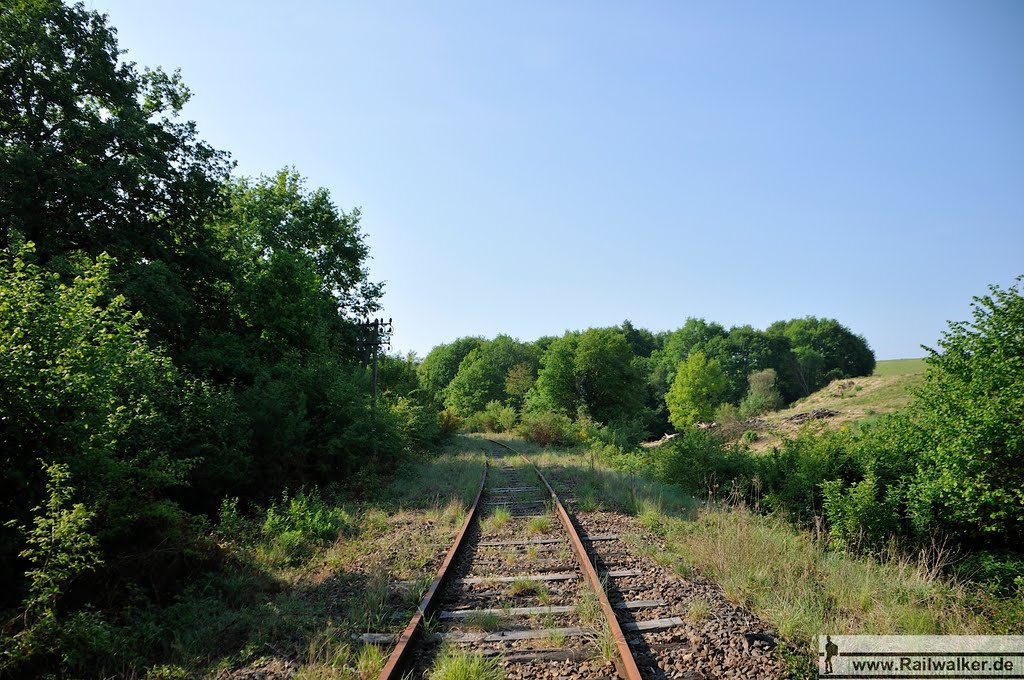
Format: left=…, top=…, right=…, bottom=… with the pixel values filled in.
left=956, top=552, right=1024, bottom=596
left=260, top=490, right=351, bottom=566
left=577, top=413, right=649, bottom=451
left=902, top=279, right=1024, bottom=544
left=1, top=463, right=106, bottom=674
left=755, top=428, right=861, bottom=523
left=0, top=248, right=229, bottom=605
left=516, top=411, right=578, bottom=447
left=651, top=430, right=753, bottom=497
left=666, top=351, right=727, bottom=428
left=437, top=407, right=464, bottom=435
left=387, top=395, right=442, bottom=453
left=738, top=368, right=784, bottom=419
left=465, top=400, right=518, bottom=433
left=821, top=474, right=900, bottom=551
left=216, top=497, right=246, bottom=541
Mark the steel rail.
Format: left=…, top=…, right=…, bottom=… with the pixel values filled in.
left=487, top=439, right=644, bottom=680
left=375, top=456, right=489, bottom=680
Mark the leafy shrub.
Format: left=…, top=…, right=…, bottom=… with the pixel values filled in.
left=216, top=497, right=246, bottom=541
left=387, top=395, right=442, bottom=452
left=956, top=552, right=1024, bottom=596
left=2, top=463, right=106, bottom=675
left=0, top=247, right=225, bottom=604
left=516, top=411, right=578, bottom=447
left=713, top=403, right=746, bottom=440
left=260, top=490, right=351, bottom=566
left=739, top=391, right=779, bottom=419
left=821, top=474, right=900, bottom=551
left=579, top=414, right=648, bottom=451
left=465, top=400, right=517, bottom=433
left=651, top=430, right=753, bottom=497
left=902, top=279, right=1024, bottom=544
left=437, top=407, right=464, bottom=435
left=738, top=368, right=784, bottom=419
left=755, top=428, right=860, bottom=523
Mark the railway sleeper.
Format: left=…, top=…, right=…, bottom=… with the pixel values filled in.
left=438, top=625, right=596, bottom=643
left=439, top=599, right=666, bottom=620
left=479, top=647, right=597, bottom=663
left=477, top=537, right=564, bottom=547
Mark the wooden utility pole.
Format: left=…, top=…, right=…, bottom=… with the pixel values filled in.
left=356, top=317, right=393, bottom=420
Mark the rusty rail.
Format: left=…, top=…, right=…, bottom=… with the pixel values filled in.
left=488, top=439, right=643, bottom=680
left=375, top=456, right=488, bottom=680
left=377, top=440, right=642, bottom=680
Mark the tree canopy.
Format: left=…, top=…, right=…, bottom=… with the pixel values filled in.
left=0, top=0, right=230, bottom=262
left=443, top=335, right=537, bottom=417
left=665, top=351, right=727, bottom=428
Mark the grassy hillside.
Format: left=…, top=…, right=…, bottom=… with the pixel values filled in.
left=744, top=358, right=927, bottom=451
left=871, top=357, right=928, bottom=376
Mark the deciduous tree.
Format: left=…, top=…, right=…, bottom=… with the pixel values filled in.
left=905, top=278, right=1024, bottom=541
left=444, top=336, right=536, bottom=417
left=0, top=0, right=230, bottom=262
left=665, top=351, right=727, bottom=428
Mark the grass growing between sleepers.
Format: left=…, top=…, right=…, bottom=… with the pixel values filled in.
left=429, top=645, right=504, bottom=680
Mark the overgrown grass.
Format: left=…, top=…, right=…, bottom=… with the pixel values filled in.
left=575, top=585, right=604, bottom=629
left=872, top=358, right=927, bottom=376
left=386, top=438, right=490, bottom=510
left=528, top=448, right=697, bottom=516
left=463, top=611, right=504, bottom=632
left=662, top=503, right=1023, bottom=654
left=293, top=627, right=386, bottom=679
left=481, top=506, right=512, bottom=533
left=258, top=489, right=354, bottom=567
left=526, top=515, right=552, bottom=535
left=508, top=578, right=549, bottom=598
left=522, top=438, right=1024, bottom=673
left=592, top=627, right=618, bottom=665
left=686, top=596, right=712, bottom=622
left=105, top=443, right=488, bottom=677
left=544, top=627, right=567, bottom=648
left=429, top=645, right=504, bottom=680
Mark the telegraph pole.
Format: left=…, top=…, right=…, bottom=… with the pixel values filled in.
left=356, top=318, right=393, bottom=430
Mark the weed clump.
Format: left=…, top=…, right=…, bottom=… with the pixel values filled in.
left=526, top=516, right=552, bottom=535
left=429, top=645, right=503, bottom=680
left=260, top=489, right=352, bottom=566
left=481, top=507, right=512, bottom=533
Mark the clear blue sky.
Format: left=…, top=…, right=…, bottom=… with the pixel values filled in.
left=91, top=1, right=1024, bottom=360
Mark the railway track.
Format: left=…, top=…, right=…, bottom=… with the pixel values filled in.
left=371, top=439, right=661, bottom=679
left=365, top=438, right=787, bottom=679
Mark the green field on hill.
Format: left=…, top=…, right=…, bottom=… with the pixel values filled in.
left=872, top=357, right=928, bottom=376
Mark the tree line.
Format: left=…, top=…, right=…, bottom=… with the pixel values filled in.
left=649, top=280, right=1024, bottom=596
left=418, top=316, right=875, bottom=444
left=413, top=284, right=1024, bottom=595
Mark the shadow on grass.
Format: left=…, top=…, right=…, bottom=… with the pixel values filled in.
left=118, top=442, right=492, bottom=677
left=138, top=550, right=423, bottom=677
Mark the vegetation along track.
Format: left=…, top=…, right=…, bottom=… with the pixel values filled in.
left=368, top=440, right=787, bottom=679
